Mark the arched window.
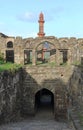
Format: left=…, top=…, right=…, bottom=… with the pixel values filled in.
left=7, top=41, right=13, bottom=48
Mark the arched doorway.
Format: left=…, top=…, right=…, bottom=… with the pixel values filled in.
left=35, top=88, right=54, bottom=118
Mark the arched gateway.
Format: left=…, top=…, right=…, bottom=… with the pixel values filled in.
left=22, top=66, right=69, bottom=120
left=35, top=88, right=54, bottom=114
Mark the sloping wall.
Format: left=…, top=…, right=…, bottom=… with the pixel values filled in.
left=69, top=66, right=83, bottom=108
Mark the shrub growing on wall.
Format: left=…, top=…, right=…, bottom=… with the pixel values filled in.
left=0, top=52, right=4, bottom=64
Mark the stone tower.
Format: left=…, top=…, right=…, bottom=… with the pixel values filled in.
left=37, top=12, right=45, bottom=37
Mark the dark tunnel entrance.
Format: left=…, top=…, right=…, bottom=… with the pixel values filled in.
left=35, top=88, right=54, bottom=118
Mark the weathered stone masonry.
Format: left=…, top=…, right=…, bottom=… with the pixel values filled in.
left=0, top=33, right=83, bottom=66
left=0, top=12, right=83, bottom=124
left=0, top=12, right=83, bottom=66
left=0, top=65, right=83, bottom=123
left=69, top=66, right=83, bottom=108
left=22, top=66, right=74, bottom=118
left=0, top=69, right=23, bottom=124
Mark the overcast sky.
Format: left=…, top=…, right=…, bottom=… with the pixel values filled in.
left=0, top=0, right=83, bottom=38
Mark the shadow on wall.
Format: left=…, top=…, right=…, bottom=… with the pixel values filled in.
left=22, top=66, right=83, bottom=120
left=0, top=69, right=24, bottom=124
left=68, top=65, right=83, bottom=108
left=0, top=65, right=82, bottom=124
left=20, top=69, right=39, bottom=116
left=21, top=69, right=70, bottom=120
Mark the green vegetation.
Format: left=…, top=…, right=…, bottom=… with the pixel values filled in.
left=71, top=60, right=83, bottom=68
left=0, top=52, right=23, bottom=72
left=36, top=61, right=57, bottom=67
left=60, top=62, right=67, bottom=66
left=25, top=61, right=69, bottom=67
left=25, top=61, right=57, bottom=67
left=72, top=61, right=83, bottom=68
left=0, top=62, right=23, bottom=72
left=78, top=112, right=83, bottom=126
left=72, top=61, right=81, bottom=66
left=0, top=52, right=5, bottom=64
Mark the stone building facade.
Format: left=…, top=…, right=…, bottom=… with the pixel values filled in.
left=0, top=12, right=83, bottom=122
left=0, top=34, right=83, bottom=66
left=0, top=12, right=83, bottom=66
left=0, top=65, right=83, bottom=123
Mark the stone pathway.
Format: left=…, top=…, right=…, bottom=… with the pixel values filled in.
left=0, top=106, right=75, bottom=130
left=0, top=119, right=74, bottom=130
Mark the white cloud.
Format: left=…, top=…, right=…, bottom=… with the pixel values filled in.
left=17, top=12, right=37, bottom=22
left=17, top=6, right=64, bottom=23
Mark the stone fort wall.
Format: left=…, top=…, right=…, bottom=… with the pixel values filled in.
left=69, top=66, right=83, bottom=108
left=0, top=65, right=83, bottom=123
left=0, top=33, right=83, bottom=123
left=0, top=33, right=83, bottom=65
left=0, top=69, right=23, bottom=124
left=22, top=66, right=73, bottom=117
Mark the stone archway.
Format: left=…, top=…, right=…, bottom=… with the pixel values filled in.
left=36, top=41, right=56, bottom=65
left=32, top=38, right=60, bottom=65
left=35, top=88, right=54, bottom=118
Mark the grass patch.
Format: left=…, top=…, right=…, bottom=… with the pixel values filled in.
left=0, top=62, right=23, bottom=72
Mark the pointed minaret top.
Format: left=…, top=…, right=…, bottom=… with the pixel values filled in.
left=39, top=12, right=44, bottom=21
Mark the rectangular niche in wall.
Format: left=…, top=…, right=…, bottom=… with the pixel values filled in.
left=6, top=50, right=14, bottom=63
left=60, top=49, right=68, bottom=65
left=24, top=50, right=32, bottom=64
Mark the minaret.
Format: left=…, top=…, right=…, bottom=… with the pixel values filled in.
left=37, top=12, right=45, bottom=37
